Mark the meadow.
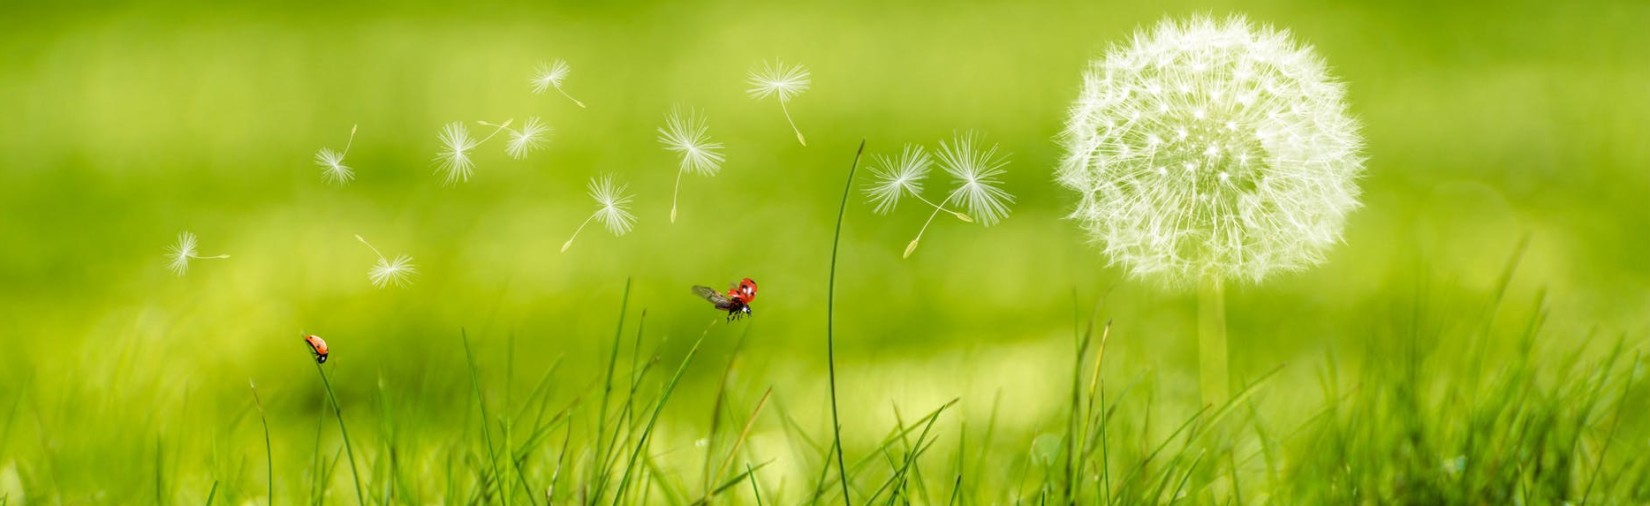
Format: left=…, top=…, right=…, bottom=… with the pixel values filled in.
left=1, top=0, right=1649, bottom=504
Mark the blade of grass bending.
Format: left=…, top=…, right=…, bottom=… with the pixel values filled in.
left=310, top=344, right=367, bottom=506
left=825, top=139, right=866, bottom=505
left=690, top=460, right=776, bottom=505
left=250, top=380, right=274, bottom=506
left=715, top=387, right=773, bottom=480
left=1582, top=350, right=1641, bottom=504
left=611, top=332, right=708, bottom=506
left=749, top=462, right=768, bottom=506
left=591, top=277, right=633, bottom=502
left=462, top=329, right=510, bottom=506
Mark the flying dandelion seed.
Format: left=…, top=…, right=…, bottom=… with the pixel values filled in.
left=504, top=117, right=551, bottom=160
left=531, top=59, right=586, bottom=108
left=746, top=60, right=810, bottom=146
left=901, top=132, right=1014, bottom=258
left=860, top=144, right=973, bottom=225
left=561, top=174, right=636, bottom=253
left=658, top=107, right=725, bottom=223
left=436, top=120, right=513, bottom=185
left=165, top=231, right=229, bottom=276
left=355, top=235, right=416, bottom=288
left=938, top=132, right=1014, bottom=226
left=434, top=122, right=477, bottom=185
left=313, top=125, right=358, bottom=185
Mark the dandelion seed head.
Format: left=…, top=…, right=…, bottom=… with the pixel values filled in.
left=938, top=132, right=1015, bottom=226
left=589, top=174, right=636, bottom=236
left=658, top=108, right=725, bottom=176
left=369, top=254, right=417, bottom=288
left=530, top=59, right=572, bottom=95
left=165, top=232, right=198, bottom=276
left=1057, top=14, right=1364, bottom=288
left=506, top=117, right=551, bottom=160
left=314, top=147, right=354, bottom=185
left=434, top=122, right=478, bottom=185
left=746, top=60, right=811, bottom=102
left=862, top=144, right=932, bottom=215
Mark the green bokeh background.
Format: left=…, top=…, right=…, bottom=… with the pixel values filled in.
left=1, top=0, right=1647, bottom=500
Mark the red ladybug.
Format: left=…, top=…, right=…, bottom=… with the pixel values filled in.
left=304, top=334, right=329, bottom=363
left=693, top=278, right=758, bottom=320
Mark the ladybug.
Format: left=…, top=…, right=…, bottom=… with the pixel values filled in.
left=692, top=278, right=758, bottom=320
left=304, top=334, right=329, bottom=363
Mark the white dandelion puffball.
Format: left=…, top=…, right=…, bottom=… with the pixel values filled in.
left=1057, top=14, right=1364, bottom=288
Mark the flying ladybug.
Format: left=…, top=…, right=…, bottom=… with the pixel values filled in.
left=692, top=278, right=758, bottom=320
left=304, top=334, right=329, bottom=363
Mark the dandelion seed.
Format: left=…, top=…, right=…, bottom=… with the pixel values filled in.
left=937, top=132, right=1014, bottom=227
left=531, top=59, right=586, bottom=108
left=901, top=132, right=1014, bottom=258
left=314, top=125, right=358, bottom=185
left=434, top=122, right=477, bottom=185
left=746, top=60, right=810, bottom=145
left=356, top=235, right=416, bottom=288
left=165, top=231, right=229, bottom=276
left=437, top=120, right=513, bottom=185
left=504, top=117, right=551, bottom=160
left=561, top=174, right=636, bottom=252
left=658, top=107, right=725, bottom=223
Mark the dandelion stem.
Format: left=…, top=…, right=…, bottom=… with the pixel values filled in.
left=557, top=86, right=587, bottom=109
left=671, top=168, right=686, bottom=224
left=825, top=139, right=865, bottom=505
left=910, top=193, right=971, bottom=222
left=190, top=254, right=231, bottom=260
left=356, top=235, right=386, bottom=261
left=477, top=121, right=521, bottom=136
left=561, top=214, right=597, bottom=253
left=1198, top=276, right=1230, bottom=404
left=343, top=124, right=358, bottom=157
left=905, top=193, right=959, bottom=258
left=476, top=119, right=515, bottom=145
left=778, top=100, right=806, bottom=146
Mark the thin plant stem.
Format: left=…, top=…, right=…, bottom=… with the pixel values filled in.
left=356, top=235, right=386, bottom=261
left=671, top=168, right=686, bottom=223
left=249, top=380, right=274, bottom=506
left=904, top=193, right=960, bottom=258
left=343, top=125, right=358, bottom=156
left=462, top=329, right=509, bottom=506
left=476, top=119, right=514, bottom=145
left=1198, top=277, right=1230, bottom=405
left=561, top=214, right=597, bottom=253
left=910, top=193, right=971, bottom=223
left=310, top=344, right=367, bottom=506
left=826, top=139, right=866, bottom=505
left=778, top=100, right=806, bottom=146
left=557, top=86, right=586, bottom=108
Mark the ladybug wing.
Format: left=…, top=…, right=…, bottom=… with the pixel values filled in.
left=692, top=285, right=736, bottom=311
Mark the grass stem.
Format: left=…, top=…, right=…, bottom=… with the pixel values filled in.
left=310, top=343, right=367, bottom=506
left=1198, top=277, right=1230, bottom=405
left=826, top=139, right=866, bottom=505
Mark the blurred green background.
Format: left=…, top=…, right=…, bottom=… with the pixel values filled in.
left=1, top=0, right=1648, bottom=501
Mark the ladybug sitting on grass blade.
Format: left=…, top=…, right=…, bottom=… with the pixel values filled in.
left=304, top=334, right=329, bottom=363
left=692, top=278, right=758, bottom=320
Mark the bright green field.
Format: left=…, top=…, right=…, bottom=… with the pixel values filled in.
left=3, top=0, right=1649, bottom=504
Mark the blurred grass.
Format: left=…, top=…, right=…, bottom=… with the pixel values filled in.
left=1, top=0, right=1648, bottom=503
